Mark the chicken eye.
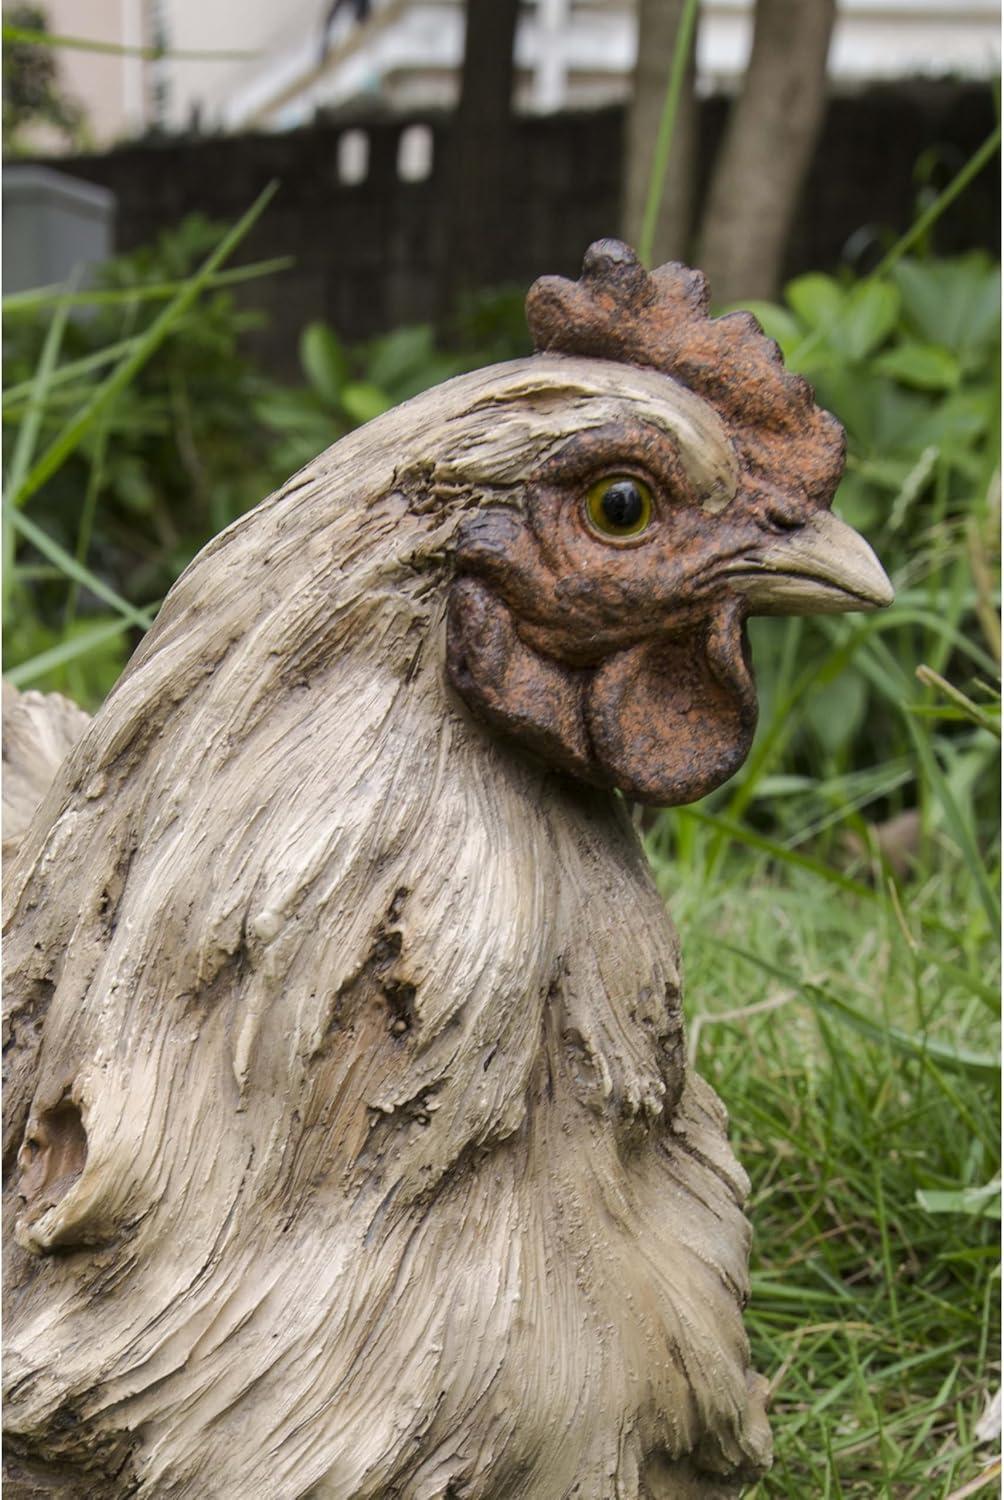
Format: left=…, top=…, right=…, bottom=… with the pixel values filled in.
left=585, top=476, right=653, bottom=541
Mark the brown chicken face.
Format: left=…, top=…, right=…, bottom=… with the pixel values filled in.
left=447, top=417, right=752, bottom=803
left=446, top=240, right=893, bottom=806
left=446, top=414, right=892, bottom=806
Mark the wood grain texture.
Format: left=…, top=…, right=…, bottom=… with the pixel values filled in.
left=3, top=355, right=773, bottom=1496
left=2, top=683, right=91, bottom=858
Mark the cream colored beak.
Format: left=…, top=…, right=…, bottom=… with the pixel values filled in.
left=726, top=510, right=894, bottom=616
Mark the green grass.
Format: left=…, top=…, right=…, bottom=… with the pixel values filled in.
left=641, top=497, right=1000, bottom=1496
left=645, top=644, right=1000, bottom=1497
left=651, top=853, right=999, bottom=1498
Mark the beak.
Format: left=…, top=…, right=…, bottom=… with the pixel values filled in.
left=726, top=509, right=894, bottom=616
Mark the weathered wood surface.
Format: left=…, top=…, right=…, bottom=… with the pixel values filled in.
left=3, top=243, right=891, bottom=1498
left=2, top=683, right=91, bottom=859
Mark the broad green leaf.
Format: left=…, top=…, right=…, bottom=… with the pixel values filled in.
left=833, top=281, right=901, bottom=361
left=804, top=670, right=867, bottom=755
left=785, top=272, right=844, bottom=331
left=340, top=382, right=391, bottom=426
left=814, top=368, right=930, bottom=456
left=831, top=471, right=881, bottom=533
left=300, top=322, right=350, bottom=407
left=390, top=355, right=467, bottom=404
left=254, top=389, right=331, bottom=432
left=365, top=325, right=437, bottom=392
left=874, top=341, right=961, bottom=391
left=893, top=255, right=1001, bottom=358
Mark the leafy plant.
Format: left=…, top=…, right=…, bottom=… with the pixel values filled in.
left=707, top=251, right=1000, bottom=847
left=3, top=193, right=282, bottom=704
left=257, top=288, right=531, bottom=479
left=640, top=238, right=1000, bottom=1499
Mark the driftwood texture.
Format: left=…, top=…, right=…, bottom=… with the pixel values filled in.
left=3, top=243, right=892, bottom=1498
left=1, top=683, right=91, bottom=861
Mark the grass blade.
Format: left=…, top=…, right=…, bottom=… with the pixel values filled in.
left=3, top=336, right=139, bottom=410
left=2, top=278, right=76, bottom=616
left=8, top=183, right=279, bottom=513
left=915, top=665, right=1001, bottom=740
left=870, top=126, right=1002, bottom=283
left=2, top=23, right=259, bottom=61
left=638, top=0, right=700, bottom=268
left=4, top=508, right=154, bottom=630
left=2, top=257, right=292, bottom=316
left=673, top=806, right=876, bottom=899
left=3, top=280, right=75, bottom=497
left=903, top=716, right=1000, bottom=931
left=722, top=942, right=1000, bottom=1079
left=791, top=127, right=1001, bottom=365
left=5, top=617, right=142, bottom=686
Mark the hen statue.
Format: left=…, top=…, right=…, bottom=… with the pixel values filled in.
left=3, top=242, right=892, bottom=1498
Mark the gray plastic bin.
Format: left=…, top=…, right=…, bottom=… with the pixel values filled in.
left=3, top=166, right=116, bottom=293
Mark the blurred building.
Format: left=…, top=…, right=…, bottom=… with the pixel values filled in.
left=9, top=0, right=150, bottom=149
left=19, top=0, right=1003, bottom=148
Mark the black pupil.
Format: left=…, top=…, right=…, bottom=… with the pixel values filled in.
left=601, top=480, right=644, bottom=529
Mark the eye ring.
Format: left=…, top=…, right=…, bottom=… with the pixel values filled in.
left=584, top=475, right=654, bottom=543
left=764, top=508, right=802, bottom=535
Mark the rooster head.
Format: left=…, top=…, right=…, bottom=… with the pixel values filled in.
left=447, top=240, right=892, bottom=804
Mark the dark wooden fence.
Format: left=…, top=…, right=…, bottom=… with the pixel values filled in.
left=53, top=80, right=998, bottom=376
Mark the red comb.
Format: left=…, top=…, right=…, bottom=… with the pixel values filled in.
left=526, top=240, right=845, bottom=511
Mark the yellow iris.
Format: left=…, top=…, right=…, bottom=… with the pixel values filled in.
left=585, top=475, right=654, bottom=540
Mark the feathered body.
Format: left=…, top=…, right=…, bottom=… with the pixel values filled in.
left=4, top=247, right=891, bottom=1497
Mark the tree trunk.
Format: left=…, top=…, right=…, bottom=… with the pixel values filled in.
left=696, top=0, right=836, bottom=305
left=621, top=0, right=699, bottom=266
left=444, top=0, right=521, bottom=303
